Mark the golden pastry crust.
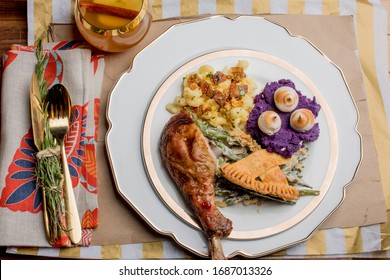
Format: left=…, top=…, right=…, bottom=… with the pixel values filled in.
left=260, top=166, right=289, bottom=185
left=224, top=149, right=290, bottom=178
left=221, top=163, right=299, bottom=201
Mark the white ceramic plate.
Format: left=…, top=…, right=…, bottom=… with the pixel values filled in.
left=106, top=16, right=361, bottom=258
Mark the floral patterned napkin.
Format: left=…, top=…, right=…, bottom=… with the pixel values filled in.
left=0, top=41, right=104, bottom=247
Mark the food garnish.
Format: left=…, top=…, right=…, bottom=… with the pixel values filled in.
left=290, top=108, right=315, bottom=132
left=257, top=110, right=282, bottom=136
left=79, top=1, right=138, bottom=20
left=33, top=41, right=66, bottom=244
left=273, top=86, right=299, bottom=112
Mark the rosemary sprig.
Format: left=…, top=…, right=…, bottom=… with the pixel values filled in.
left=34, top=40, right=65, bottom=244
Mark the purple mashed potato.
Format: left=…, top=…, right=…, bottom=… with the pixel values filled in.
left=246, top=79, right=321, bottom=158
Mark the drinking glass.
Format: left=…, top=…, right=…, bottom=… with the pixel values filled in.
left=75, top=0, right=152, bottom=52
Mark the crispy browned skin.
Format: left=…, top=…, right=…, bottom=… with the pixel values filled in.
left=160, top=112, right=232, bottom=259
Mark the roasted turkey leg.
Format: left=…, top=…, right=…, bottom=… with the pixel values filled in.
left=160, top=112, right=233, bottom=259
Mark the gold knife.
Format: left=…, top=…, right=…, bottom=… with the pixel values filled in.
left=30, top=73, right=51, bottom=244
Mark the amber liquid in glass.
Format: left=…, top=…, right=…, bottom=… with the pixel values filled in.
left=75, top=0, right=152, bottom=52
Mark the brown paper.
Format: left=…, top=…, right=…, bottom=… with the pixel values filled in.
left=50, top=14, right=387, bottom=246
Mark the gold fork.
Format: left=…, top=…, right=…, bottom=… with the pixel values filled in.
left=45, top=84, right=82, bottom=244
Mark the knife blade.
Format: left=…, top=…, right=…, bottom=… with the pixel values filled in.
left=30, top=73, right=51, bottom=244
left=30, top=73, right=44, bottom=150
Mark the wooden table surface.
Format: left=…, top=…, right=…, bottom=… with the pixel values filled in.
left=0, top=0, right=389, bottom=260
left=0, top=0, right=27, bottom=97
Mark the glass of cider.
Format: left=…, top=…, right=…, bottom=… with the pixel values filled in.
left=75, top=0, right=152, bottom=52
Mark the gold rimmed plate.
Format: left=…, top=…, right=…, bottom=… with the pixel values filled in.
left=106, top=16, right=361, bottom=258
left=142, top=49, right=338, bottom=240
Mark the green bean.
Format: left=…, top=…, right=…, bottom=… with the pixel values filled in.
left=189, top=112, right=248, bottom=161
left=215, top=177, right=297, bottom=205
left=298, top=190, right=320, bottom=196
left=193, top=115, right=231, bottom=141
left=285, top=174, right=312, bottom=188
left=212, top=140, right=246, bottom=161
